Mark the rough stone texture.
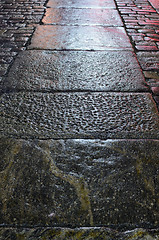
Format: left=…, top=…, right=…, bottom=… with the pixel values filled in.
left=0, top=138, right=159, bottom=226
left=0, top=92, right=159, bottom=139
left=0, top=227, right=159, bottom=239
left=47, top=0, right=116, bottom=9
left=3, top=50, right=147, bottom=92
left=28, top=26, right=132, bottom=50
left=43, top=8, right=123, bottom=26
left=137, top=52, right=159, bottom=71
left=0, top=93, right=159, bottom=139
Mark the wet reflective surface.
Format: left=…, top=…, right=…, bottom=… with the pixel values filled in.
left=43, top=8, right=123, bottom=26
left=0, top=138, right=159, bottom=226
left=1, top=0, right=159, bottom=234
left=46, top=0, right=116, bottom=9
left=5, top=50, right=147, bottom=92
left=30, top=0, right=130, bottom=51
left=29, top=25, right=132, bottom=50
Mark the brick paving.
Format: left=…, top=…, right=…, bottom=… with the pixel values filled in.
left=0, top=0, right=47, bottom=80
left=114, top=0, right=159, bottom=108
left=115, top=0, right=159, bottom=51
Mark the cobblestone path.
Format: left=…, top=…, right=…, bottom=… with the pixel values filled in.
left=115, top=0, right=159, bottom=108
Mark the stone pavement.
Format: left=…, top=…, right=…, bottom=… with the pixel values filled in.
left=0, top=0, right=159, bottom=239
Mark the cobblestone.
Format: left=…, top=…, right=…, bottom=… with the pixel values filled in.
left=0, top=0, right=47, bottom=79
left=114, top=0, right=159, bottom=109
left=115, top=0, right=159, bottom=51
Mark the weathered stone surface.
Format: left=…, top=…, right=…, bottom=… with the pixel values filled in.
left=47, top=0, right=116, bottom=9
left=137, top=52, right=159, bottom=71
left=0, top=227, right=159, bottom=239
left=4, top=50, right=147, bottom=92
left=0, top=138, right=159, bottom=226
left=28, top=26, right=132, bottom=50
left=43, top=8, right=123, bottom=26
left=0, top=92, right=159, bottom=139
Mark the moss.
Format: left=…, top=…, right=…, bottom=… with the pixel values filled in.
left=126, top=230, right=144, bottom=239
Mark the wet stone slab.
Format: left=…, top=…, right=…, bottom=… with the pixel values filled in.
left=4, top=50, right=147, bottom=92
left=46, top=0, right=116, bottom=9
left=0, top=138, right=159, bottom=226
left=28, top=26, right=132, bottom=50
left=0, top=228, right=159, bottom=240
left=0, top=92, right=159, bottom=139
left=43, top=8, right=123, bottom=26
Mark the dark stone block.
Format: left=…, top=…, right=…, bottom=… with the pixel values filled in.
left=0, top=138, right=159, bottom=227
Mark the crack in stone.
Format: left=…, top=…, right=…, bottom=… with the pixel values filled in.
left=0, top=141, right=94, bottom=226
left=43, top=148, right=94, bottom=226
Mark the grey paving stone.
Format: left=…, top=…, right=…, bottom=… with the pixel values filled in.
left=137, top=52, right=159, bottom=71
left=43, top=8, right=123, bottom=26
left=0, top=92, right=159, bottom=139
left=0, top=138, right=159, bottom=226
left=4, top=50, right=147, bottom=92
left=46, top=0, right=116, bottom=9
left=28, top=26, right=132, bottom=50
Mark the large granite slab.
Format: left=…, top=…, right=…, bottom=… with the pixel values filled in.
left=46, top=0, right=116, bottom=9
left=0, top=227, right=159, bottom=239
left=0, top=92, right=159, bottom=139
left=43, top=8, right=123, bottom=26
left=28, top=26, right=132, bottom=50
left=4, top=50, right=147, bottom=92
left=0, top=138, right=159, bottom=226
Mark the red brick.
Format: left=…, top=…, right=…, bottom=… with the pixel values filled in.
left=135, top=45, right=158, bottom=50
